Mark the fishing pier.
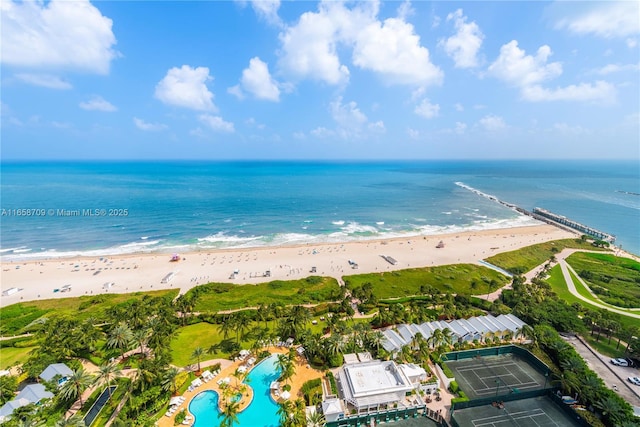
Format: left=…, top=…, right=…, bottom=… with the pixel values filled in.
left=532, top=208, right=615, bottom=243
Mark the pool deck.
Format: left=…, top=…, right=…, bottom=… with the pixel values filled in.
left=157, top=346, right=323, bottom=427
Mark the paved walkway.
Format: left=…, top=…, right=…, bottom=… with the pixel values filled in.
left=555, top=250, right=640, bottom=319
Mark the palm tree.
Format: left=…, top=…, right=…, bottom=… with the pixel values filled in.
left=107, top=323, right=133, bottom=360
left=219, top=400, right=240, bottom=427
left=276, top=353, right=295, bottom=385
left=96, top=362, right=122, bottom=398
left=161, top=367, right=181, bottom=395
left=54, top=416, right=86, bottom=427
left=277, top=400, right=296, bottom=427
left=132, top=328, right=151, bottom=358
left=191, top=347, right=205, bottom=373
left=307, top=410, right=326, bottom=427
left=59, top=368, right=95, bottom=407
left=218, top=316, right=233, bottom=341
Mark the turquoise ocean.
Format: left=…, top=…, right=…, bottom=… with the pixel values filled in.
left=1, top=160, right=638, bottom=259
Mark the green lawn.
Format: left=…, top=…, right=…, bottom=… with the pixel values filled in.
left=189, top=276, right=341, bottom=312
left=485, top=238, right=606, bottom=274
left=565, top=252, right=640, bottom=308
left=0, top=290, right=179, bottom=334
left=0, top=346, right=36, bottom=369
left=343, top=264, right=509, bottom=299
left=545, top=265, right=638, bottom=329
left=171, top=323, right=226, bottom=366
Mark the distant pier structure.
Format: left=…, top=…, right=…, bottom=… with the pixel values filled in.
left=532, top=208, right=615, bottom=243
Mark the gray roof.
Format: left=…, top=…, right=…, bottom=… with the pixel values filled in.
left=382, top=315, right=528, bottom=353
left=0, top=398, right=31, bottom=420
left=39, top=363, right=73, bottom=382
left=16, top=384, right=53, bottom=404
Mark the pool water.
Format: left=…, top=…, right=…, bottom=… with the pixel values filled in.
left=189, top=354, right=282, bottom=427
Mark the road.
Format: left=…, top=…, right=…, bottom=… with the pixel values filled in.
left=563, top=334, right=640, bottom=407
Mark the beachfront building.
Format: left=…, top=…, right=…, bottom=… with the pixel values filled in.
left=323, top=354, right=431, bottom=423
left=382, top=314, right=527, bottom=355
left=0, top=384, right=54, bottom=422
left=39, top=363, right=73, bottom=387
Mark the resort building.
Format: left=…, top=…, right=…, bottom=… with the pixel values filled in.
left=382, top=314, right=527, bottom=355
left=0, top=384, right=54, bottom=422
left=323, top=353, right=436, bottom=424
left=39, top=362, right=73, bottom=387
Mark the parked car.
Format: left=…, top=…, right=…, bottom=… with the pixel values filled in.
left=610, top=358, right=629, bottom=366
left=627, top=376, right=640, bottom=386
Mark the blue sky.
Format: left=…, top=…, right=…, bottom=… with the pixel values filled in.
left=1, top=0, right=638, bottom=160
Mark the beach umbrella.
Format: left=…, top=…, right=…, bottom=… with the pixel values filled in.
left=281, top=390, right=291, bottom=400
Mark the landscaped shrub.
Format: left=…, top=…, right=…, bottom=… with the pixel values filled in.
left=440, top=363, right=455, bottom=378
left=326, top=371, right=338, bottom=395
left=448, top=381, right=459, bottom=394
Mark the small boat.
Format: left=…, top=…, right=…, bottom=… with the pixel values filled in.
left=436, top=241, right=445, bottom=248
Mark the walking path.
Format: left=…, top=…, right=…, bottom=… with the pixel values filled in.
left=555, top=250, right=640, bottom=319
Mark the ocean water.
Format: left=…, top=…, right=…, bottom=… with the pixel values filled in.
left=1, top=160, right=638, bottom=259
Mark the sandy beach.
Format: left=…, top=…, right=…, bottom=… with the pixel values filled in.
left=0, top=224, right=576, bottom=307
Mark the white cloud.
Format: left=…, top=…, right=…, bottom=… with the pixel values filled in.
left=155, top=66, right=215, bottom=111
left=330, top=96, right=367, bottom=128
left=292, top=131, right=306, bottom=140
left=455, top=122, right=467, bottom=134
left=554, top=2, right=640, bottom=39
left=478, top=114, right=506, bottom=132
left=414, top=99, right=440, bottom=119
left=440, top=9, right=484, bottom=68
left=353, top=17, right=443, bottom=86
left=522, top=81, right=616, bottom=104
left=488, top=40, right=615, bottom=104
left=199, top=114, right=235, bottom=133
left=1, top=0, right=117, bottom=74
left=310, top=127, right=335, bottom=138
left=626, top=38, right=637, bottom=48
left=407, top=128, right=420, bottom=139
left=230, top=57, right=280, bottom=101
left=15, top=73, right=71, bottom=90
left=552, top=122, right=591, bottom=135
left=591, top=63, right=640, bottom=75
left=79, top=96, right=117, bottom=112
left=278, top=1, right=441, bottom=88
left=397, top=1, right=414, bottom=20
left=454, top=103, right=464, bottom=112
left=134, top=117, right=167, bottom=131
left=310, top=96, right=385, bottom=139
left=250, top=0, right=282, bottom=26
left=488, top=41, right=562, bottom=87
left=278, top=2, right=355, bottom=85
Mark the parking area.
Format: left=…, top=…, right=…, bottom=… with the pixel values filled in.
left=563, top=335, right=640, bottom=407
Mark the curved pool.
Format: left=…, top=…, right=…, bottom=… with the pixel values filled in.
left=189, top=354, right=282, bottom=427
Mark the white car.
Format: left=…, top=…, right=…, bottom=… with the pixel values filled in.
left=610, top=358, right=629, bottom=367
left=628, top=376, right=640, bottom=386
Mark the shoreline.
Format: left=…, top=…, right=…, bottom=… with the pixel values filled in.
left=0, top=224, right=578, bottom=308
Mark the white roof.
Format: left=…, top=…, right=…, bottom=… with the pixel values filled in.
left=342, top=360, right=412, bottom=398
left=344, top=353, right=360, bottom=364
left=398, top=363, right=426, bottom=380
left=382, top=315, right=528, bottom=352
left=322, top=398, right=343, bottom=415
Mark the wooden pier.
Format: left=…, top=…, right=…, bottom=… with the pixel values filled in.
left=532, top=208, right=615, bottom=242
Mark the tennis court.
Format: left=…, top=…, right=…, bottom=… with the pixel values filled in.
left=452, top=397, right=583, bottom=427
left=445, top=353, right=547, bottom=400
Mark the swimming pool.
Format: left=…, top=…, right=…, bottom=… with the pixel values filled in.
left=189, top=354, right=282, bottom=427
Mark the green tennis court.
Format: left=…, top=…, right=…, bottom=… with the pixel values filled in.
left=446, top=353, right=547, bottom=400
left=452, top=397, right=583, bottom=427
